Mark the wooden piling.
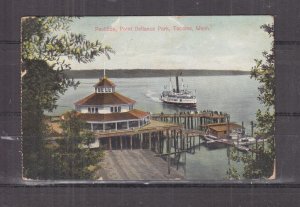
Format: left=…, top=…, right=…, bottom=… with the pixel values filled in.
left=140, top=133, right=143, bottom=149
left=109, top=137, right=112, bottom=150
left=120, top=136, right=123, bottom=151
left=149, top=132, right=152, bottom=150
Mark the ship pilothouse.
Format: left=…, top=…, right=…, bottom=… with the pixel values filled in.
left=160, top=73, right=197, bottom=108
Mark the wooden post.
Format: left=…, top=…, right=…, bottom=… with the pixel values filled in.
left=120, top=136, right=123, bottom=151
left=149, top=133, right=152, bottom=150
left=155, top=133, right=158, bottom=153
left=130, top=135, right=133, bottom=150
left=193, top=136, right=195, bottom=153
left=180, top=129, right=183, bottom=150
left=140, top=133, right=143, bottom=149
left=161, top=132, right=164, bottom=154
left=91, top=123, right=94, bottom=131
left=193, top=136, right=195, bottom=146
left=251, top=121, right=254, bottom=137
left=109, top=137, right=112, bottom=151
left=167, top=130, right=171, bottom=175
left=186, top=133, right=189, bottom=149
left=174, top=131, right=178, bottom=154
left=158, top=131, right=161, bottom=153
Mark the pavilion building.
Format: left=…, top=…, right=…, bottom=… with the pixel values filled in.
left=74, top=74, right=150, bottom=132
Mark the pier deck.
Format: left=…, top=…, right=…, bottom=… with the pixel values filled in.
left=152, top=112, right=225, bottom=119
left=96, top=149, right=184, bottom=180
left=94, top=120, right=180, bottom=138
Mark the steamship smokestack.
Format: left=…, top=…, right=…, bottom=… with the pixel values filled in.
left=176, top=75, right=179, bottom=93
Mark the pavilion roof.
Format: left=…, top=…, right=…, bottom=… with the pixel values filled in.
left=75, top=92, right=136, bottom=106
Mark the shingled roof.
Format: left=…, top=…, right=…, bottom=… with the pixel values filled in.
left=75, top=92, right=136, bottom=106
left=207, top=123, right=242, bottom=132
left=77, top=109, right=149, bottom=122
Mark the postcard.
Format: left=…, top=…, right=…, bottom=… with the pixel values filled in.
left=21, top=16, right=274, bottom=180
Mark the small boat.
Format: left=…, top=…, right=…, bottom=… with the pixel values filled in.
left=234, top=137, right=262, bottom=146
left=203, top=134, right=218, bottom=141
left=160, top=73, right=197, bottom=108
left=206, top=140, right=217, bottom=144
left=236, top=145, right=250, bottom=152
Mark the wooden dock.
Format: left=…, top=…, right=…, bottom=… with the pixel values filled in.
left=95, top=149, right=184, bottom=180
left=46, top=112, right=234, bottom=177
left=151, top=111, right=227, bottom=130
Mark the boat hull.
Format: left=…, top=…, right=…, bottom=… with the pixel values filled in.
left=161, top=100, right=197, bottom=108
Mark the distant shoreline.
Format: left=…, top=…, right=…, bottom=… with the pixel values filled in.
left=64, top=69, right=250, bottom=79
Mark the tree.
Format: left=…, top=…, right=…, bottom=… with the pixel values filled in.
left=246, top=24, right=275, bottom=179
left=22, top=59, right=68, bottom=177
left=22, top=17, right=114, bottom=67
left=22, top=17, right=113, bottom=178
left=35, top=111, right=103, bottom=179
left=227, top=24, right=275, bottom=179
left=22, top=17, right=114, bottom=110
left=43, top=111, right=103, bottom=179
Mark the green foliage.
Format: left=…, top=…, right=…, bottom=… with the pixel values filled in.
left=241, top=145, right=274, bottom=179
left=21, top=17, right=112, bottom=179
left=247, top=24, right=275, bottom=178
left=23, top=110, right=103, bottom=180
left=22, top=59, right=79, bottom=112
left=43, top=111, right=103, bottom=179
left=226, top=167, right=240, bottom=180
left=227, top=24, right=275, bottom=179
left=22, top=17, right=115, bottom=70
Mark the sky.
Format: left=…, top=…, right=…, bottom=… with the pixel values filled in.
left=63, top=16, right=273, bottom=71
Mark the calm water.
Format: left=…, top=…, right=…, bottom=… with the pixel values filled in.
left=48, top=75, right=261, bottom=180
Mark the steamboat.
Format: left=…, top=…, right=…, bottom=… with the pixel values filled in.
left=160, top=74, right=197, bottom=108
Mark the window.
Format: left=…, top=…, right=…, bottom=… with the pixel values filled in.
left=88, top=107, right=91, bottom=113
left=91, top=108, right=94, bottom=113
left=95, top=108, right=98, bottom=113
left=110, top=106, right=121, bottom=113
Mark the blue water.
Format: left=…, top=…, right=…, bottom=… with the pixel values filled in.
left=48, top=75, right=261, bottom=180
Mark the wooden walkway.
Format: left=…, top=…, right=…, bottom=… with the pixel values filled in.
left=96, top=149, right=184, bottom=180
left=151, top=111, right=228, bottom=131
left=152, top=112, right=225, bottom=119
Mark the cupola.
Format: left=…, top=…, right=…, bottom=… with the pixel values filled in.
left=94, top=70, right=116, bottom=93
